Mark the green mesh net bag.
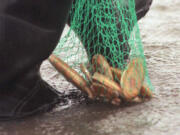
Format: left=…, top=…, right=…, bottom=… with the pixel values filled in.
left=51, top=0, right=154, bottom=103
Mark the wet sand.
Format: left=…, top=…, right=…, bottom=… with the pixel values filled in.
left=0, top=0, right=180, bottom=135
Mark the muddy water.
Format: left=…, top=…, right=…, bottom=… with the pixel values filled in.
left=0, top=0, right=180, bottom=135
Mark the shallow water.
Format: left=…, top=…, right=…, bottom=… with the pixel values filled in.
left=0, top=0, right=180, bottom=135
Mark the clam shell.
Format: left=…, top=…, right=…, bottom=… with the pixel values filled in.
left=121, top=58, right=145, bottom=100
left=49, top=54, right=93, bottom=99
left=92, top=54, right=113, bottom=80
left=111, top=98, right=121, bottom=106
left=91, top=82, right=119, bottom=99
left=130, top=97, right=143, bottom=103
left=111, top=67, right=122, bottom=83
left=92, top=72, right=123, bottom=97
left=140, top=83, right=153, bottom=98
left=80, top=63, right=92, bottom=83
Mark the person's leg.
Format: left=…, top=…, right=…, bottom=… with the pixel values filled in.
left=135, top=0, right=153, bottom=20
left=0, top=0, right=72, bottom=120
left=67, top=0, right=152, bottom=66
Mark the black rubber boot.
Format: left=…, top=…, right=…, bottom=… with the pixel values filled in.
left=0, top=0, right=72, bottom=121
left=135, top=0, right=153, bottom=20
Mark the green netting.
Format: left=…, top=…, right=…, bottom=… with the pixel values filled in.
left=53, top=0, right=154, bottom=91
